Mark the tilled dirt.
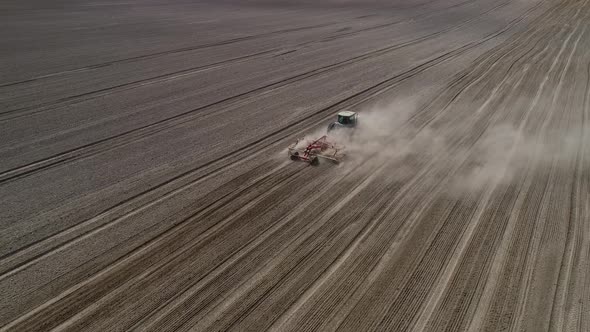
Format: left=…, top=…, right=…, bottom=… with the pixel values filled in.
left=1, top=0, right=589, bottom=331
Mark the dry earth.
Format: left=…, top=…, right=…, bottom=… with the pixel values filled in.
left=1, top=0, right=590, bottom=330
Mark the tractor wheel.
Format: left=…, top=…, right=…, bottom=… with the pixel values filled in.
left=310, top=157, right=319, bottom=166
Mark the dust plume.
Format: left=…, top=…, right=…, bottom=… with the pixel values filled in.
left=451, top=123, right=587, bottom=192
left=329, top=99, right=444, bottom=162
left=293, top=99, right=586, bottom=194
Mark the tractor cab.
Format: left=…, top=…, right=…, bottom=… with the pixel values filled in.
left=328, top=111, right=358, bottom=132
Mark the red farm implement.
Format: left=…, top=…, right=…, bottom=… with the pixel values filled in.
left=287, top=135, right=344, bottom=165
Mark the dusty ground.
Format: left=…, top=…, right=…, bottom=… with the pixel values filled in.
left=1, top=0, right=590, bottom=330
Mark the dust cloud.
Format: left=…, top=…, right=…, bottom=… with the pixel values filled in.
left=452, top=123, right=587, bottom=192
left=329, top=99, right=444, bottom=162
left=317, top=100, right=587, bottom=193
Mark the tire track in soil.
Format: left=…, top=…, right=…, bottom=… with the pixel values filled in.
left=0, top=49, right=278, bottom=118
left=0, top=160, right=304, bottom=329
left=408, top=3, right=580, bottom=329
left=462, top=3, right=590, bottom=329
left=0, top=0, right=490, bottom=119
left=0, top=0, right=498, bottom=123
left=122, top=163, right=384, bottom=332
left=0, top=21, right=340, bottom=88
left=557, top=56, right=590, bottom=332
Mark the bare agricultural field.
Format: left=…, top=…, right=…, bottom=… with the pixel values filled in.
left=1, top=0, right=589, bottom=330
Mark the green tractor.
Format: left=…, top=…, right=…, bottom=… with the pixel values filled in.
left=327, top=111, right=358, bottom=132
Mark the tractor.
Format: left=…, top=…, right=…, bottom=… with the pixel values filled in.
left=327, top=111, right=358, bottom=132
